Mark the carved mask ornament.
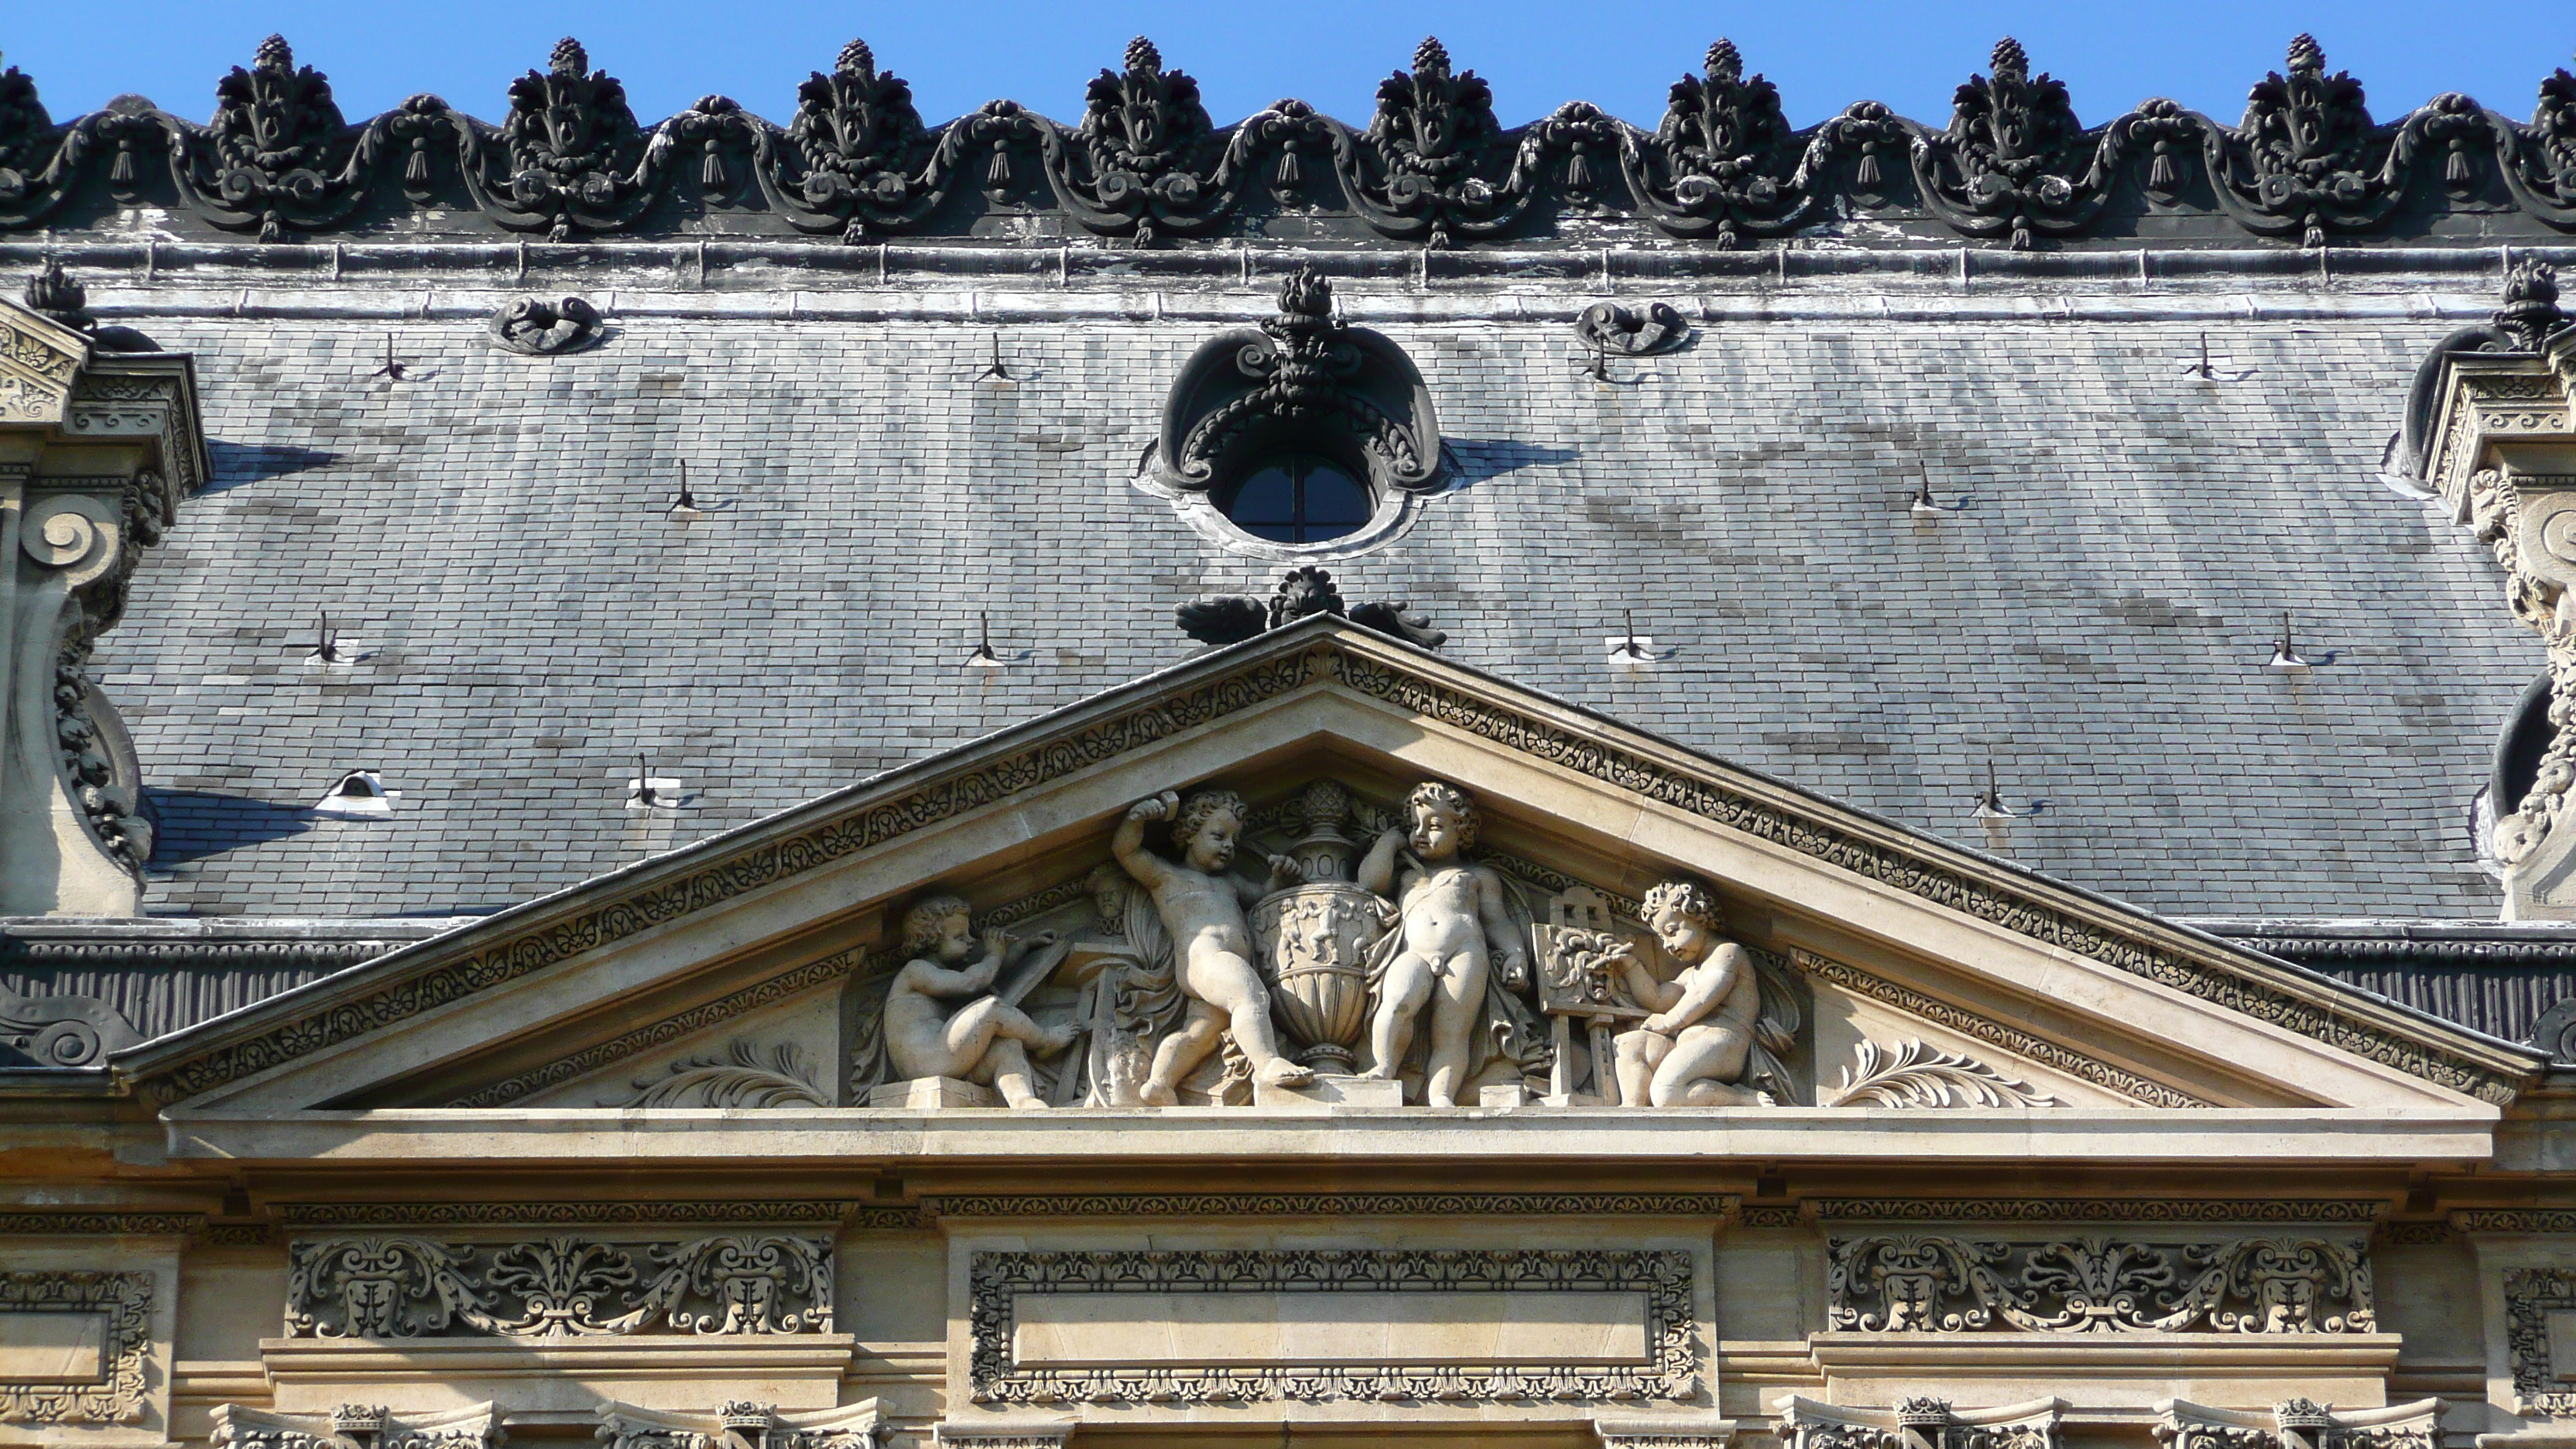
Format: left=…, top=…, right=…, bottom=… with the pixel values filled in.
left=1913, top=38, right=2105, bottom=250
left=1153, top=267, right=1444, bottom=500
left=1631, top=36, right=1821, bottom=245
left=769, top=39, right=934, bottom=236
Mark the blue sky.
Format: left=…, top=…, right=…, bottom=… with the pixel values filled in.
left=5, top=0, right=2571, bottom=131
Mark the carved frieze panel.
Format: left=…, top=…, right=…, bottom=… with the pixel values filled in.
left=2506, top=1266, right=2576, bottom=1414
left=0, top=1269, right=154, bottom=1425
left=967, top=1248, right=1697, bottom=1405
left=1827, top=1235, right=2372, bottom=1334
left=283, top=1235, right=832, bottom=1338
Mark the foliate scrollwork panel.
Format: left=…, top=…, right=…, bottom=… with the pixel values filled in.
left=1826, top=1235, right=2372, bottom=1334
left=282, top=1234, right=831, bottom=1338
left=2506, top=1266, right=2576, bottom=1415
left=0, top=1269, right=155, bottom=1425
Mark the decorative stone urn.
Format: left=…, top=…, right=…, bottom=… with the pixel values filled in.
left=1249, top=779, right=1390, bottom=1070
left=1251, top=882, right=1389, bottom=1071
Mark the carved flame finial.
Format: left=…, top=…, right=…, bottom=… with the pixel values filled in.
left=1276, top=263, right=1333, bottom=320
left=550, top=36, right=590, bottom=79
left=1705, top=39, right=1742, bottom=86
left=2287, top=33, right=2324, bottom=75
left=1990, top=36, right=2028, bottom=80
left=836, top=38, right=874, bottom=78
left=1125, top=36, right=1162, bottom=75
left=24, top=258, right=90, bottom=329
left=255, top=34, right=294, bottom=73
left=2497, top=259, right=2567, bottom=351
left=1414, top=36, right=1451, bottom=78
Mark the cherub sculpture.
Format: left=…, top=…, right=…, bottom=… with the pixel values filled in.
left=882, top=894, right=1077, bottom=1109
left=1610, top=878, right=1766, bottom=1107
left=1113, top=786, right=1315, bottom=1102
left=1355, top=780, right=1527, bottom=1106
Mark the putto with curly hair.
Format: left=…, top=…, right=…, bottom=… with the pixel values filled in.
left=1406, top=780, right=1480, bottom=849
left=1171, top=786, right=1252, bottom=851
left=1642, top=877, right=1725, bottom=930
left=899, top=892, right=973, bottom=955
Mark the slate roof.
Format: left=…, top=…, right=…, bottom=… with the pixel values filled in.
left=57, top=245, right=2549, bottom=921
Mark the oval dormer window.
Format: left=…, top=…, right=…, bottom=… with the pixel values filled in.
left=1218, top=454, right=1373, bottom=544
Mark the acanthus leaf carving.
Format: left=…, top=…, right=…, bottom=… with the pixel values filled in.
left=175, top=35, right=365, bottom=242
left=461, top=37, right=654, bottom=241
left=608, top=1040, right=829, bottom=1108
left=1911, top=38, right=2111, bottom=250
left=1341, top=37, right=1524, bottom=247
left=1824, top=1037, right=2064, bottom=1108
left=1043, top=37, right=1233, bottom=245
left=214, top=1403, right=505, bottom=1449
left=1827, top=1234, right=2373, bottom=1335
left=2208, top=35, right=2400, bottom=248
left=761, top=39, right=937, bottom=238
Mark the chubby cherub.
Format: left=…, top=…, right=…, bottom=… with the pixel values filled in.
left=1611, top=878, right=1763, bottom=1108
left=1356, top=781, right=1528, bottom=1108
left=1113, top=786, right=1315, bottom=1103
left=882, top=894, right=1077, bottom=1109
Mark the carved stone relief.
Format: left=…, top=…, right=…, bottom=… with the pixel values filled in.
left=1824, top=1038, right=2064, bottom=1108
left=1828, top=1235, right=2373, bottom=1334
left=0, top=1269, right=153, bottom=1424
left=282, top=1235, right=831, bottom=1338
left=487, top=296, right=605, bottom=355
left=1784, top=1396, right=2061, bottom=1449
left=211, top=1403, right=504, bottom=1449
left=967, top=1247, right=1697, bottom=1405
left=1176, top=566, right=1444, bottom=650
left=2506, top=1266, right=2576, bottom=1414
left=2155, top=1398, right=2440, bottom=1449
left=594, top=1399, right=879, bottom=1449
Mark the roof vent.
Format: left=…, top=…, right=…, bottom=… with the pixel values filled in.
left=310, top=770, right=396, bottom=818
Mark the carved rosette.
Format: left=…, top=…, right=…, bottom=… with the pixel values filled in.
left=1625, top=39, right=1821, bottom=245
left=461, top=37, right=653, bottom=240
left=2207, top=35, right=2401, bottom=248
left=1251, top=881, right=1392, bottom=1070
left=761, top=39, right=937, bottom=237
left=1911, top=39, right=2111, bottom=250
left=1340, top=37, right=1525, bottom=247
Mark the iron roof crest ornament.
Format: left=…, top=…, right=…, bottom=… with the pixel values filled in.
left=761, top=39, right=937, bottom=237
left=2213, top=34, right=2403, bottom=248
left=1043, top=37, right=1235, bottom=245
left=0, top=56, right=99, bottom=230
left=1153, top=265, right=1443, bottom=498
left=1341, top=37, right=1526, bottom=247
left=1174, top=565, right=1446, bottom=649
left=1625, top=39, right=1821, bottom=246
left=2502, top=50, right=2576, bottom=227
left=464, top=37, right=653, bottom=240
left=180, top=36, right=360, bottom=242
left=1913, top=38, right=2112, bottom=251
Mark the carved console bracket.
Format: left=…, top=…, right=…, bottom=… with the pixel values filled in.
left=283, top=1233, right=834, bottom=1338
left=0, top=268, right=207, bottom=915
left=1785, top=1395, right=2063, bottom=1449
left=2414, top=261, right=2576, bottom=917
left=596, top=1399, right=881, bottom=1449
left=2154, top=1397, right=2439, bottom=1449
left=212, top=1403, right=505, bottom=1449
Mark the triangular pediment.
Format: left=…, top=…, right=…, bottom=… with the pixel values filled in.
left=129, top=619, right=2538, bottom=1156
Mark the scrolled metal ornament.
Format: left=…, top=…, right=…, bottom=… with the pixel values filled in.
left=1577, top=301, right=1692, bottom=358
left=2207, top=34, right=2402, bottom=248
left=2499, top=50, right=2576, bottom=229
left=487, top=295, right=605, bottom=355
left=1238, top=98, right=1333, bottom=207
left=1625, top=39, right=1821, bottom=246
left=759, top=38, right=938, bottom=237
left=0, top=53, right=93, bottom=229
left=175, top=35, right=365, bottom=242
left=1340, top=36, right=1526, bottom=247
left=1043, top=36, right=1234, bottom=244
left=461, top=37, right=656, bottom=240
left=651, top=94, right=755, bottom=205
left=2105, top=98, right=2207, bottom=203
left=1912, top=38, right=2112, bottom=249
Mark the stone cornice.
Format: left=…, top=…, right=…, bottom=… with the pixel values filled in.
left=122, top=621, right=2545, bottom=1108
left=1804, top=1198, right=2386, bottom=1225
left=920, top=1193, right=1742, bottom=1220
left=277, top=1200, right=913, bottom=1228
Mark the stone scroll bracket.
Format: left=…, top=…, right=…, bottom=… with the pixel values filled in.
left=2416, top=261, right=2576, bottom=919
left=0, top=274, right=207, bottom=916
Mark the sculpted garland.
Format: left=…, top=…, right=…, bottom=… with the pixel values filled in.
left=12, top=33, right=2576, bottom=244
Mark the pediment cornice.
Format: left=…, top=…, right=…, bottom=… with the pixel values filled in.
left=120, top=621, right=2543, bottom=1108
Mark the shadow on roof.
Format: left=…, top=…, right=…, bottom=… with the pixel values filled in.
left=203, top=440, right=341, bottom=495
left=144, top=789, right=317, bottom=863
